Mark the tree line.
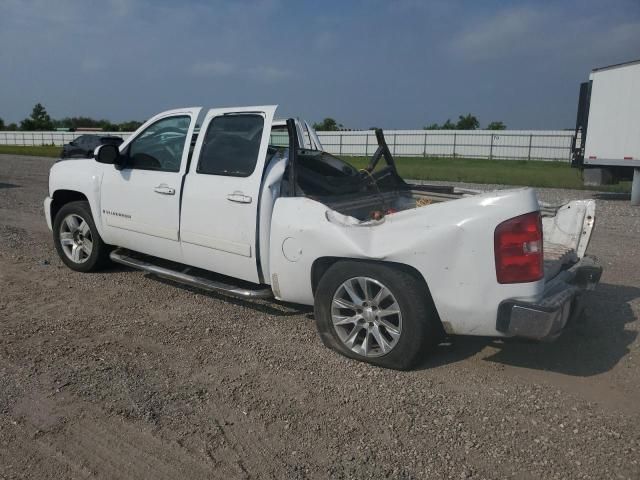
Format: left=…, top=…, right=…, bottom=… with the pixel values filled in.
left=313, top=114, right=506, bottom=131
left=424, top=114, right=505, bottom=130
left=0, top=103, right=143, bottom=132
left=1, top=105, right=507, bottom=132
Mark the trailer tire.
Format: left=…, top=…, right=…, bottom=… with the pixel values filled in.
left=314, top=260, right=440, bottom=370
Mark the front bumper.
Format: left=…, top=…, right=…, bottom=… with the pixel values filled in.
left=44, top=196, right=53, bottom=231
left=496, top=256, right=602, bottom=341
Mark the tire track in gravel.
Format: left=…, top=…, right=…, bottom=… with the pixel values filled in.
left=2, top=355, right=252, bottom=480
left=17, top=401, right=233, bottom=479
left=0, top=256, right=290, bottom=480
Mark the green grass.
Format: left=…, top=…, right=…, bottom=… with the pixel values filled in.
left=0, top=146, right=630, bottom=192
left=0, top=145, right=61, bottom=158
left=342, top=156, right=631, bottom=192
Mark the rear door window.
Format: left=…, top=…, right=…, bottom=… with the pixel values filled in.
left=86, top=136, right=100, bottom=148
left=197, top=114, right=264, bottom=177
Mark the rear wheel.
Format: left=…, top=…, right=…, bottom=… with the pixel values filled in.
left=52, top=201, right=110, bottom=272
left=314, top=261, right=441, bottom=370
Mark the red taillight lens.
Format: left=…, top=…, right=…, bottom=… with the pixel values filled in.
left=494, top=211, right=543, bottom=284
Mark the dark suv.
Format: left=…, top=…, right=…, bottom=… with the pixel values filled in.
left=60, top=135, right=124, bottom=159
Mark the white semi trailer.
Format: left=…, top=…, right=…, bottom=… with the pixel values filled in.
left=572, top=59, right=640, bottom=203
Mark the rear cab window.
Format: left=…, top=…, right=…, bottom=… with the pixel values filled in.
left=269, top=125, right=289, bottom=148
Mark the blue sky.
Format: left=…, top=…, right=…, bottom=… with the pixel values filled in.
left=1, top=0, right=639, bottom=129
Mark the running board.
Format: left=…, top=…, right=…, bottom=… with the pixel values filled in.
left=109, top=249, right=273, bottom=300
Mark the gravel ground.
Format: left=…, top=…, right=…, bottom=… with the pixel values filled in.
left=0, top=154, right=639, bottom=479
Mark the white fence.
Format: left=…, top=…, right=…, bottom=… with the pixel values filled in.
left=0, top=131, right=132, bottom=147
left=0, top=129, right=574, bottom=161
left=316, top=130, right=574, bottom=161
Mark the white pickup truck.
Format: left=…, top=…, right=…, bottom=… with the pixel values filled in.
left=44, top=106, right=602, bottom=370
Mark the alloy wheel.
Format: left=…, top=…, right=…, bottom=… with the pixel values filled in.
left=59, top=214, right=93, bottom=264
left=331, top=276, right=402, bottom=357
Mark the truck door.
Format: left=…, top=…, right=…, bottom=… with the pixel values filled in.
left=100, top=108, right=201, bottom=261
left=180, top=106, right=277, bottom=284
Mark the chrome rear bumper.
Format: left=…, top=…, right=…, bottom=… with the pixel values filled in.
left=496, top=256, right=602, bottom=341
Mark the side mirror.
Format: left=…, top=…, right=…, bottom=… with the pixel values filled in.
left=95, top=144, right=120, bottom=165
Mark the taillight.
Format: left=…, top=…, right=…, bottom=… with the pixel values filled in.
left=494, top=211, right=543, bottom=284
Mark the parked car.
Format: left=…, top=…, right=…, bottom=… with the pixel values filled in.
left=43, top=106, right=602, bottom=370
left=60, top=134, right=123, bottom=159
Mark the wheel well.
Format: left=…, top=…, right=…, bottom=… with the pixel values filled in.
left=310, top=256, right=442, bottom=327
left=311, top=257, right=339, bottom=295
left=51, top=190, right=88, bottom=222
left=312, top=256, right=429, bottom=292
left=311, top=257, right=437, bottom=304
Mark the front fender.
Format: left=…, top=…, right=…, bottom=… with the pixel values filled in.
left=48, top=160, right=106, bottom=239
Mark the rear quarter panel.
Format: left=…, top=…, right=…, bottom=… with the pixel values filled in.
left=270, top=188, right=543, bottom=337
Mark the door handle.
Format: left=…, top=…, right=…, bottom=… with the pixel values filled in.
left=226, top=192, right=252, bottom=204
left=154, top=184, right=175, bottom=195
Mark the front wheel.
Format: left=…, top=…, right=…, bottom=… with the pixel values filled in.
left=314, top=261, right=441, bottom=370
left=52, top=200, right=110, bottom=272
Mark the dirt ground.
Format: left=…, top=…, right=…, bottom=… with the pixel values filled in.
left=1, top=154, right=639, bottom=479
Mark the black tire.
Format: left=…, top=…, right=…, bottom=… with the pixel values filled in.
left=314, top=260, right=441, bottom=370
left=52, top=200, right=111, bottom=272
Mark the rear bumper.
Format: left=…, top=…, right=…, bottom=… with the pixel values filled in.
left=496, top=256, right=602, bottom=341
